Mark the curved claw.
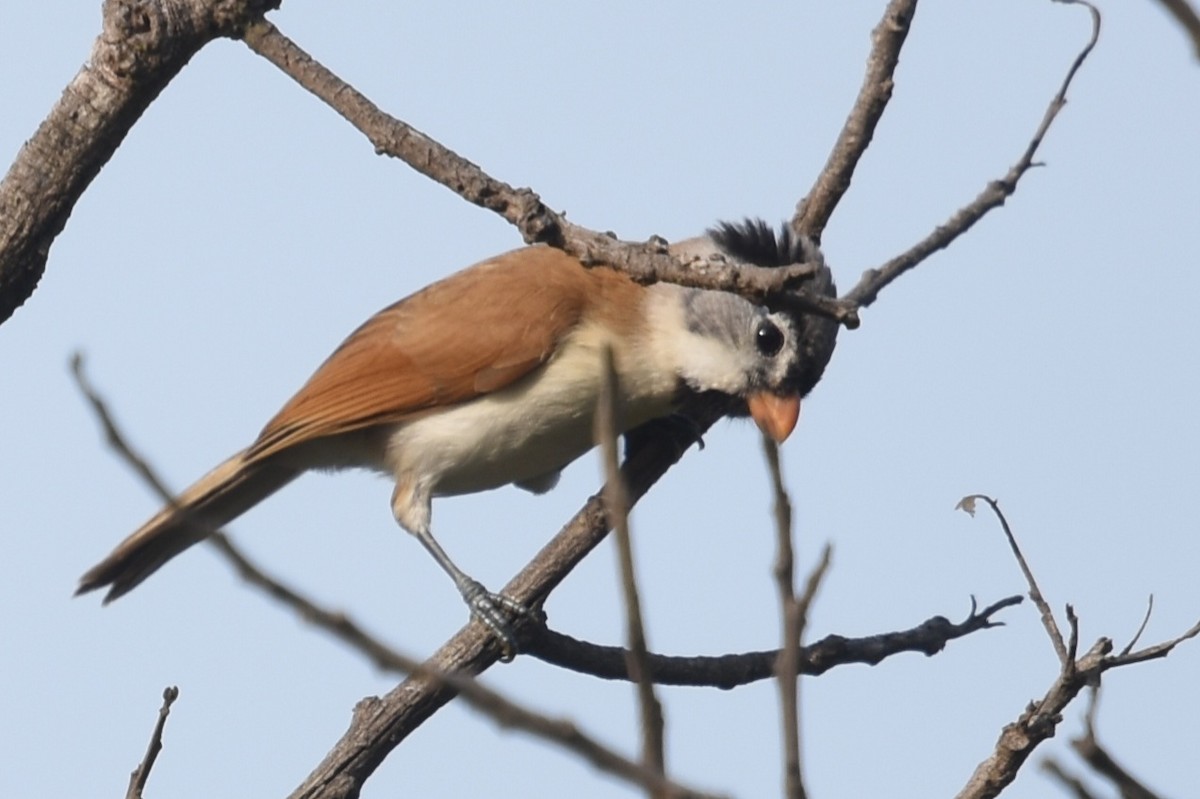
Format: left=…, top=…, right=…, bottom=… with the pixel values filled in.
left=457, top=578, right=532, bottom=662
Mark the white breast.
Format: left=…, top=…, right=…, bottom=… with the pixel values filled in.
left=383, top=319, right=678, bottom=498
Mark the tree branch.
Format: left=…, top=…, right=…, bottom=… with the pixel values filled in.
left=762, top=438, right=808, bottom=799
left=237, top=18, right=848, bottom=326
left=841, top=0, right=1101, bottom=310
left=954, top=494, right=1199, bottom=799
left=524, top=595, right=1022, bottom=687
left=793, top=0, right=918, bottom=240
left=125, top=686, right=179, bottom=799
left=284, top=396, right=727, bottom=799
left=958, top=494, right=1068, bottom=664
left=0, top=0, right=280, bottom=325
left=597, top=346, right=667, bottom=790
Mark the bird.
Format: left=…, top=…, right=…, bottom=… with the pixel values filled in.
left=77, top=218, right=837, bottom=656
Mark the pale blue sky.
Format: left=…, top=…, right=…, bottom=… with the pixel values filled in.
left=2, top=2, right=1198, bottom=797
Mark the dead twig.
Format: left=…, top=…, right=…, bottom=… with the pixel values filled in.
left=957, top=494, right=1068, bottom=664
left=238, top=19, right=841, bottom=325
left=762, top=437, right=812, bottom=799
left=1119, top=596, right=1155, bottom=657
left=793, top=0, right=918, bottom=240
left=596, top=345, right=667, bottom=792
left=954, top=493, right=1199, bottom=799
left=842, top=0, right=1101, bottom=310
left=125, top=686, right=179, bottom=799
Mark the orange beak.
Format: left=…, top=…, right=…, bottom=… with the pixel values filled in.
left=747, top=392, right=801, bottom=443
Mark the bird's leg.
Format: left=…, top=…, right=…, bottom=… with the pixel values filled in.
left=392, top=479, right=529, bottom=661
left=410, top=524, right=531, bottom=662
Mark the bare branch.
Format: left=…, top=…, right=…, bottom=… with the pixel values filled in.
left=1105, top=617, right=1200, bottom=668
left=525, top=595, right=1022, bottom=687
left=958, top=494, right=1068, bottom=664
left=1119, top=596, right=1155, bottom=657
left=793, top=0, right=918, bottom=239
left=956, top=637, right=1113, bottom=799
left=597, top=346, right=667, bottom=790
left=1066, top=604, right=1081, bottom=666
left=796, top=546, right=833, bottom=629
left=72, top=353, right=177, bottom=502
left=125, top=686, right=179, bottom=799
left=954, top=493, right=1198, bottom=798
left=213, top=537, right=722, bottom=799
left=767, top=443, right=802, bottom=799
left=237, top=19, right=549, bottom=240
left=762, top=437, right=806, bottom=799
left=237, top=19, right=848, bottom=326
left=0, top=0, right=279, bottom=326
left=842, top=0, right=1102, bottom=309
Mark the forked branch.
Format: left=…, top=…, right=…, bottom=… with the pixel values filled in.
left=955, top=495, right=1199, bottom=798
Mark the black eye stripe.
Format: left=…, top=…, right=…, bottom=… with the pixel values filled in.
left=755, top=320, right=784, bottom=357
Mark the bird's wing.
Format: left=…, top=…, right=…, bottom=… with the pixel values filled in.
left=247, top=246, right=600, bottom=461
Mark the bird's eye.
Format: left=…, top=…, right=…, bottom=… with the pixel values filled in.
left=755, top=320, right=784, bottom=357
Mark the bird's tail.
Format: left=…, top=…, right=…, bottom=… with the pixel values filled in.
left=76, top=451, right=300, bottom=602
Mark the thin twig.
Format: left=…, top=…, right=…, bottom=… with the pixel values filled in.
left=793, top=0, right=918, bottom=240
left=796, top=546, right=833, bottom=631
left=954, top=501, right=1199, bottom=798
left=957, top=494, right=1068, bottom=665
left=1066, top=604, right=1081, bottom=666
left=125, top=686, right=179, bottom=799
left=1104, top=617, right=1200, bottom=667
left=955, top=637, right=1113, bottom=799
left=762, top=437, right=805, bottom=799
left=843, top=0, right=1102, bottom=309
left=72, top=354, right=718, bottom=799
left=213, top=536, right=719, bottom=799
left=1119, top=595, right=1154, bottom=657
left=596, top=345, right=667, bottom=792
left=71, top=353, right=179, bottom=508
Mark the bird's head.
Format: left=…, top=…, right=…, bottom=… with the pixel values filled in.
left=661, top=218, right=839, bottom=442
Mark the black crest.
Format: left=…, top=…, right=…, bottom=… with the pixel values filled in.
left=708, top=218, right=839, bottom=399
left=707, top=218, right=815, bottom=267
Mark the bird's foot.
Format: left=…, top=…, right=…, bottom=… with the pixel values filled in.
left=456, top=578, right=532, bottom=662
